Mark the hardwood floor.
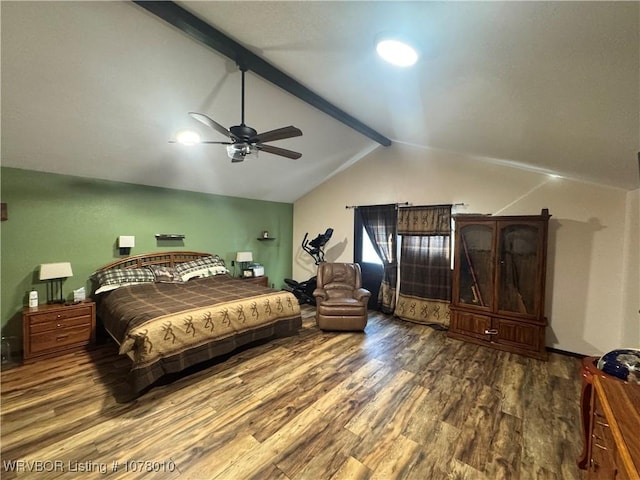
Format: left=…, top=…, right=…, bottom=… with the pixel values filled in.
left=1, top=306, right=586, bottom=480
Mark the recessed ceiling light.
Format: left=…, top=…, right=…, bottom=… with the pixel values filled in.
left=376, top=36, right=419, bottom=67
left=176, top=129, right=201, bottom=145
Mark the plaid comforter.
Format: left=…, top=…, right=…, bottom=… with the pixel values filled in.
left=97, top=275, right=302, bottom=392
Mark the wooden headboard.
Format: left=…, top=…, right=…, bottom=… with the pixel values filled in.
left=97, top=251, right=214, bottom=271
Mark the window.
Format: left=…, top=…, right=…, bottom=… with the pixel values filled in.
left=361, top=227, right=383, bottom=265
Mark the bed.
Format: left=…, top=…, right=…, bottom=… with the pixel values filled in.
left=92, top=251, right=302, bottom=394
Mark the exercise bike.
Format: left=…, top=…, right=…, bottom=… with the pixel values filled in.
left=284, top=228, right=333, bottom=305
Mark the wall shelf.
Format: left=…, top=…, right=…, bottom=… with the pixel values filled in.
left=155, top=234, right=185, bottom=240
left=257, top=237, right=276, bottom=241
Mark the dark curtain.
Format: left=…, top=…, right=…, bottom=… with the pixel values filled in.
left=357, top=204, right=398, bottom=314
left=394, top=205, right=452, bottom=326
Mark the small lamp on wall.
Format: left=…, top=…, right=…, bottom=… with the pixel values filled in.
left=118, top=235, right=135, bottom=255
left=235, top=251, right=253, bottom=276
left=39, top=262, right=73, bottom=304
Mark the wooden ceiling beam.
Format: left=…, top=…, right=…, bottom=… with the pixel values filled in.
left=134, top=1, right=392, bottom=147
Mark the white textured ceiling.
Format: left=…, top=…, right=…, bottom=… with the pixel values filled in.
left=2, top=1, right=638, bottom=203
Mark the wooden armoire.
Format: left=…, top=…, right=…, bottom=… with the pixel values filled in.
left=448, top=209, right=551, bottom=360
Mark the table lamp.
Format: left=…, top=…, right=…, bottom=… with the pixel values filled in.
left=235, top=251, right=253, bottom=276
left=39, top=262, right=73, bottom=304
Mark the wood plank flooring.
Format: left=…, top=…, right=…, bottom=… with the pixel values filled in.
left=1, top=306, right=587, bottom=480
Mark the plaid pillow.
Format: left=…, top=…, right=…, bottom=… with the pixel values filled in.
left=175, top=255, right=228, bottom=281
left=149, top=266, right=184, bottom=283
left=93, top=267, right=154, bottom=294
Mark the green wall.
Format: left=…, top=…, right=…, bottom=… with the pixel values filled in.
left=0, top=167, right=294, bottom=342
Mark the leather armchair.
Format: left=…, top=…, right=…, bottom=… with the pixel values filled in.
left=313, top=263, right=371, bottom=331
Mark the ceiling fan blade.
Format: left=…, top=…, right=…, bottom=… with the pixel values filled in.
left=253, top=126, right=302, bottom=144
left=257, top=144, right=302, bottom=160
left=168, top=140, right=232, bottom=145
left=188, top=112, right=232, bottom=139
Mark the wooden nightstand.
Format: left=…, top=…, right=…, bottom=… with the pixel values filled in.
left=242, top=276, right=269, bottom=287
left=22, top=301, right=96, bottom=363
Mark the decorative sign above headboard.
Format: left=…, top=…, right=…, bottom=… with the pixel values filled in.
left=155, top=234, right=186, bottom=240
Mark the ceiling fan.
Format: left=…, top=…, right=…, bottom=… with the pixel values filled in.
left=185, top=68, right=303, bottom=163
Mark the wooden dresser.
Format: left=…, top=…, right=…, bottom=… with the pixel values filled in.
left=22, top=301, right=96, bottom=363
left=578, top=357, right=640, bottom=479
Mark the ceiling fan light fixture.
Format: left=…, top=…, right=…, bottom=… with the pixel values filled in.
left=187, top=69, right=303, bottom=161
left=376, top=36, right=419, bottom=67
left=226, top=144, right=258, bottom=162
left=176, top=129, right=201, bottom=145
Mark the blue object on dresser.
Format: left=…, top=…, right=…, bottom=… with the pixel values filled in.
left=597, top=348, right=640, bottom=384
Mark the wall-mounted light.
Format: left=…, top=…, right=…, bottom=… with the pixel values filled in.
left=118, top=235, right=135, bottom=255
left=39, top=262, right=73, bottom=304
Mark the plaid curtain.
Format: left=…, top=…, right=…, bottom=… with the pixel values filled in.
left=394, top=205, right=452, bottom=326
left=398, top=205, right=451, bottom=236
left=357, top=204, right=398, bottom=314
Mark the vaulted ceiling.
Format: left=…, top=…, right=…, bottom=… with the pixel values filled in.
left=2, top=1, right=638, bottom=202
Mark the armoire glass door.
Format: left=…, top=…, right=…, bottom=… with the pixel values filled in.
left=456, top=223, right=494, bottom=308
left=496, top=223, right=541, bottom=317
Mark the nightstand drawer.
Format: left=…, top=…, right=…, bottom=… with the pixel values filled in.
left=28, top=305, right=93, bottom=324
left=29, top=314, right=92, bottom=334
left=29, top=325, right=93, bottom=354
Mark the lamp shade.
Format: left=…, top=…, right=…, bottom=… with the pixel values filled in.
left=39, top=262, right=73, bottom=280
left=235, top=251, right=253, bottom=263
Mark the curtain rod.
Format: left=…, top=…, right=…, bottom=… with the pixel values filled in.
left=345, top=202, right=409, bottom=210
left=345, top=202, right=466, bottom=209
left=398, top=202, right=466, bottom=208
